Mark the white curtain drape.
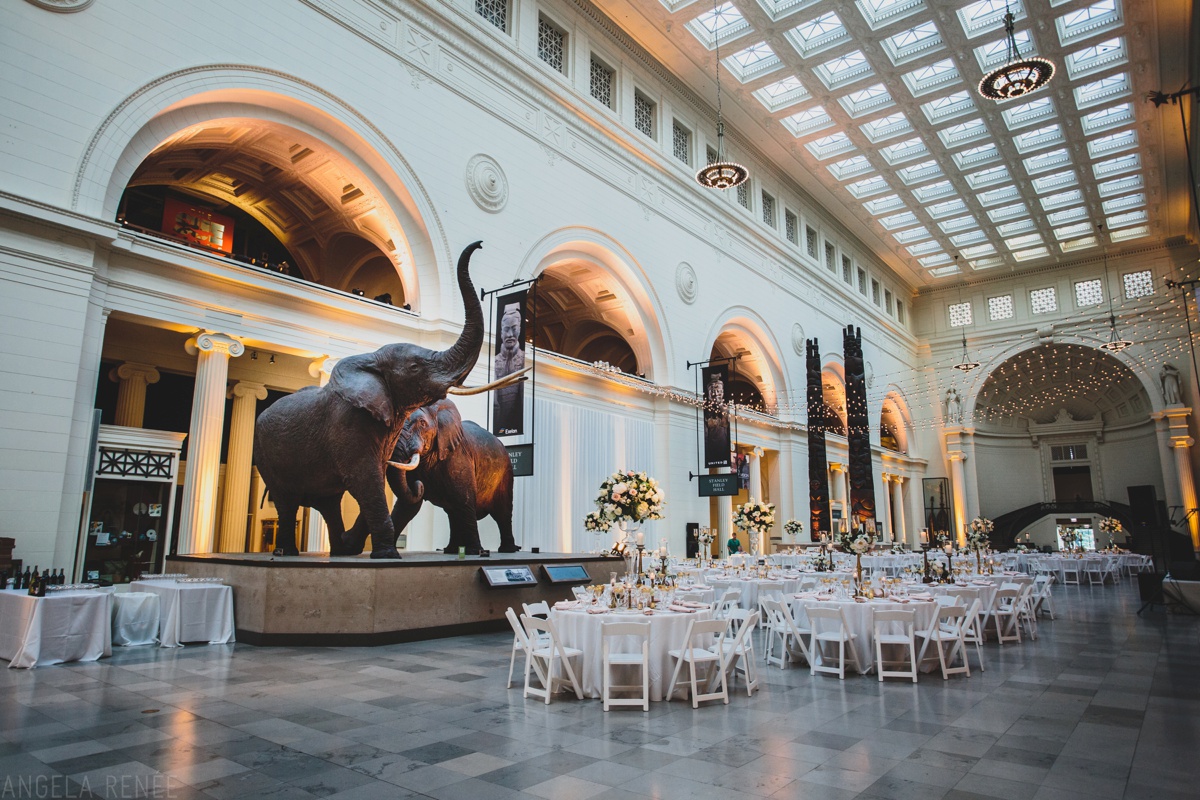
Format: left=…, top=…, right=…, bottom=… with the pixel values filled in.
left=511, top=396, right=658, bottom=554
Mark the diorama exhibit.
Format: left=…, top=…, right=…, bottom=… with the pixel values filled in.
left=0, top=0, right=1198, bottom=798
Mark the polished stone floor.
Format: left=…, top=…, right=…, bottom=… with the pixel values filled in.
left=1, top=582, right=1197, bottom=800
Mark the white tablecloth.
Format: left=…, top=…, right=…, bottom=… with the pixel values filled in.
left=129, top=580, right=235, bottom=647
left=0, top=589, right=113, bottom=668
left=706, top=576, right=802, bottom=609
left=112, top=592, right=161, bottom=646
left=790, top=594, right=938, bottom=674
left=549, top=607, right=712, bottom=701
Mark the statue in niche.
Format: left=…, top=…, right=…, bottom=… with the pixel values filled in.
left=945, top=387, right=963, bottom=425
left=1161, top=363, right=1183, bottom=406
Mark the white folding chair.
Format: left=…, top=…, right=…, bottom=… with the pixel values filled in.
left=798, top=576, right=820, bottom=592
left=600, top=621, right=649, bottom=712
left=713, top=589, right=740, bottom=619
left=665, top=618, right=729, bottom=707
left=1084, top=559, right=1106, bottom=586
left=521, top=615, right=584, bottom=704
left=1032, top=574, right=1056, bottom=619
left=504, top=607, right=532, bottom=689
left=807, top=605, right=861, bottom=679
left=1061, top=560, right=1081, bottom=585
left=961, top=598, right=986, bottom=672
left=1015, top=584, right=1039, bottom=641
left=983, top=587, right=1022, bottom=645
left=522, top=601, right=551, bottom=618
left=763, top=598, right=811, bottom=669
left=872, top=608, right=917, bottom=683
left=719, top=610, right=760, bottom=695
left=916, top=605, right=970, bottom=680
left=756, top=582, right=785, bottom=629
left=934, top=594, right=961, bottom=607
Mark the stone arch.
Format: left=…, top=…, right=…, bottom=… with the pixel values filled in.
left=516, top=228, right=671, bottom=382
left=819, top=359, right=848, bottom=435
left=72, top=65, right=449, bottom=316
left=879, top=386, right=913, bottom=453
left=703, top=308, right=790, bottom=413
left=960, top=335, right=1167, bottom=423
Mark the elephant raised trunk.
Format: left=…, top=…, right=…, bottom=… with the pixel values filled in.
left=431, top=241, right=485, bottom=390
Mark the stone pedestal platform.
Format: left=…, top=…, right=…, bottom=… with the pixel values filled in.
left=167, top=551, right=620, bottom=646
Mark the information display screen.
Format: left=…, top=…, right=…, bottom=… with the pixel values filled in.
left=480, top=565, right=537, bottom=587
left=541, top=564, right=591, bottom=584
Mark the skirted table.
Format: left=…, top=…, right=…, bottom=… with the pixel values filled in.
left=0, top=589, right=113, bottom=668
left=129, top=580, right=235, bottom=647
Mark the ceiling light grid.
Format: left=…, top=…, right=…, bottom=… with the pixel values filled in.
left=662, top=0, right=1157, bottom=280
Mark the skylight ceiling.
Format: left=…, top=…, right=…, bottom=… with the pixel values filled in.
left=646, top=0, right=1164, bottom=282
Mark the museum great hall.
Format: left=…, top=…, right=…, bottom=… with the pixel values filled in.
left=0, top=1, right=1198, bottom=799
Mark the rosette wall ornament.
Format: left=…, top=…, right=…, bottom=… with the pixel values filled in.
left=977, top=4, right=1055, bottom=101
left=465, top=154, right=508, bottom=213
left=694, top=0, right=747, bottom=190
left=25, top=0, right=94, bottom=11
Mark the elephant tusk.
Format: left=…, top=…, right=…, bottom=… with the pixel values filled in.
left=387, top=453, right=421, bottom=471
left=447, top=365, right=532, bottom=396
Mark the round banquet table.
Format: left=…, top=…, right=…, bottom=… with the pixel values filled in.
left=707, top=576, right=802, bottom=609
left=789, top=593, right=939, bottom=675
left=549, top=606, right=713, bottom=701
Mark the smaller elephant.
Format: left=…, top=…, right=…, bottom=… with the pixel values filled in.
left=347, top=399, right=520, bottom=554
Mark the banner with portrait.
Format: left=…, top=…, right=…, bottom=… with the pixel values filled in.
left=702, top=364, right=731, bottom=468
left=491, top=289, right=527, bottom=437
left=161, top=197, right=234, bottom=254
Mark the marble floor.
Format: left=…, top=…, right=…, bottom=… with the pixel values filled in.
left=1, top=582, right=1197, bottom=800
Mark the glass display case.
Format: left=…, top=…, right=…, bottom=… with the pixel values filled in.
left=78, top=426, right=185, bottom=584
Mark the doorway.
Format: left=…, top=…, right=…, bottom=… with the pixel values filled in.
left=1052, top=466, right=1093, bottom=502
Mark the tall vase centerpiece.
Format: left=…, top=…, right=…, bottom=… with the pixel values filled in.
left=697, top=527, right=714, bottom=568
left=837, top=526, right=875, bottom=594
left=967, top=517, right=993, bottom=573
left=784, top=519, right=804, bottom=545
left=733, top=499, right=775, bottom=558
left=585, top=470, right=665, bottom=578
left=1098, top=517, right=1122, bottom=551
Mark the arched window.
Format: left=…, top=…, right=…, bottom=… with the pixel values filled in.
left=532, top=265, right=641, bottom=375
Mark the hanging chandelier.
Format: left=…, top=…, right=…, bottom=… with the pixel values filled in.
left=1097, top=225, right=1134, bottom=352
left=977, top=6, right=1055, bottom=101
left=953, top=329, right=980, bottom=373
left=695, top=1, right=748, bottom=190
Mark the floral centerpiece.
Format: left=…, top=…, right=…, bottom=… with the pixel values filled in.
left=835, top=528, right=875, bottom=591
left=733, top=499, right=775, bottom=555
left=809, top=548, right=833, bottom=572
left=967, top=516, right=993, bottom=571
left=587, top=470, right=664, bottom=561
left=1099, top=517, right=1122, bottom=550
left=1060, top=530, right=1080, bottom=553
left=783, top=519, right=803, bottom=541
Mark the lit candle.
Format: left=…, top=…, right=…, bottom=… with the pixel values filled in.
left=637, top=531, right=644, bottom=545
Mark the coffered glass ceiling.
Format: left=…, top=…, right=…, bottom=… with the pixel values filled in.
left=662, top=0, right=1156, bottom=280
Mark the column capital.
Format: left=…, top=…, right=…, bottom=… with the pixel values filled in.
left=110, top=361, right=160, bottom=384
left=309, top=356, right=340, bottom=380
left=828, top=462, right=845, bottom=473
left=228, top=381, right=268, bottom=402
left=186, top=332, right=245, bottom=358
left=1172, top=436, right=1195, bottom=449
left=947, top=450, right=967, bottom=462
left=1151, top=406, right=1193, bottom=422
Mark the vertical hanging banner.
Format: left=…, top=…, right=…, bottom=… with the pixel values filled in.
left=806, top=339, right=831, bottom=535
left=492, top=290, right=527, bottom=437
left=702, top=364, right=732, bottom=468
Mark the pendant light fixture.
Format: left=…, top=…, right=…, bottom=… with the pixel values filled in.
left=977, top=4, right=1055, bottom=101
left=953, top=328, right=981, bottom=373
left=1097, top=224, right=1133, bottom=353
left=695, top=1, right=748, bottom=190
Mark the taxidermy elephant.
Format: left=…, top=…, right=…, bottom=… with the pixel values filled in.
left=346, top=398, right=520, bottom=555
left=253, top=242, right=486, bottom=559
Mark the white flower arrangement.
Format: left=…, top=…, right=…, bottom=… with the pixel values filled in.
left=809, top=549, right=833, bottom=572
left=783, top=519, right=804, bottom=536
left=588, top=469, right=665, bottom=528
left=733, top=499, right=775, bottom=535
left=890, top=541, right=907, bottom=554
left=1098, top=517, right=1122, bottom=534
left=836, top=529, right=874, bottom=555
left=966, top=517, right=993, bottom=551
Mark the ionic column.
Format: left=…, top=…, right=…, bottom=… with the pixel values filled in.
left=305, top=357, right=339, bottom=552
left=948, top=451, right=968, bottom=547
left=748, top=447, right=764, bottom=554
left=217, top=381, right=267, bottom=553
left=177, top=333, right=244, bottom=554
left=716, top=467, right=734, bottom=555
left=891, top=477, right=907, bottom=545
left=109, top=362, right=160, bottom=428
left=1173, top=437, right=1199, bottom=548
left=829, top=462, right=845, bottom=527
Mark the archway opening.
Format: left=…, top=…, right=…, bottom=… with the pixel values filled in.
left=819, top=368, right=848, bottom=436
left=880, top=394, right=910, bottom=453
left=532, top=264, right=642, bottom=376
left=116, top=119, right=410, bottom=308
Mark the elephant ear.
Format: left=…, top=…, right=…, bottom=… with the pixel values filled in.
left=433, top=400, right=466, bottom=463
left=327, top=353, right=393, bottom=425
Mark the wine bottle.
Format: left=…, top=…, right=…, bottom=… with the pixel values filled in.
left=57, top=568, right=65, bottom=585
left=0, top=569, right=8, bottom=590
left=20, top=567, right=31, bottom=590
left=27, top=570, right=39, bottom=597
left=38, top=570, right=49, bottom=597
